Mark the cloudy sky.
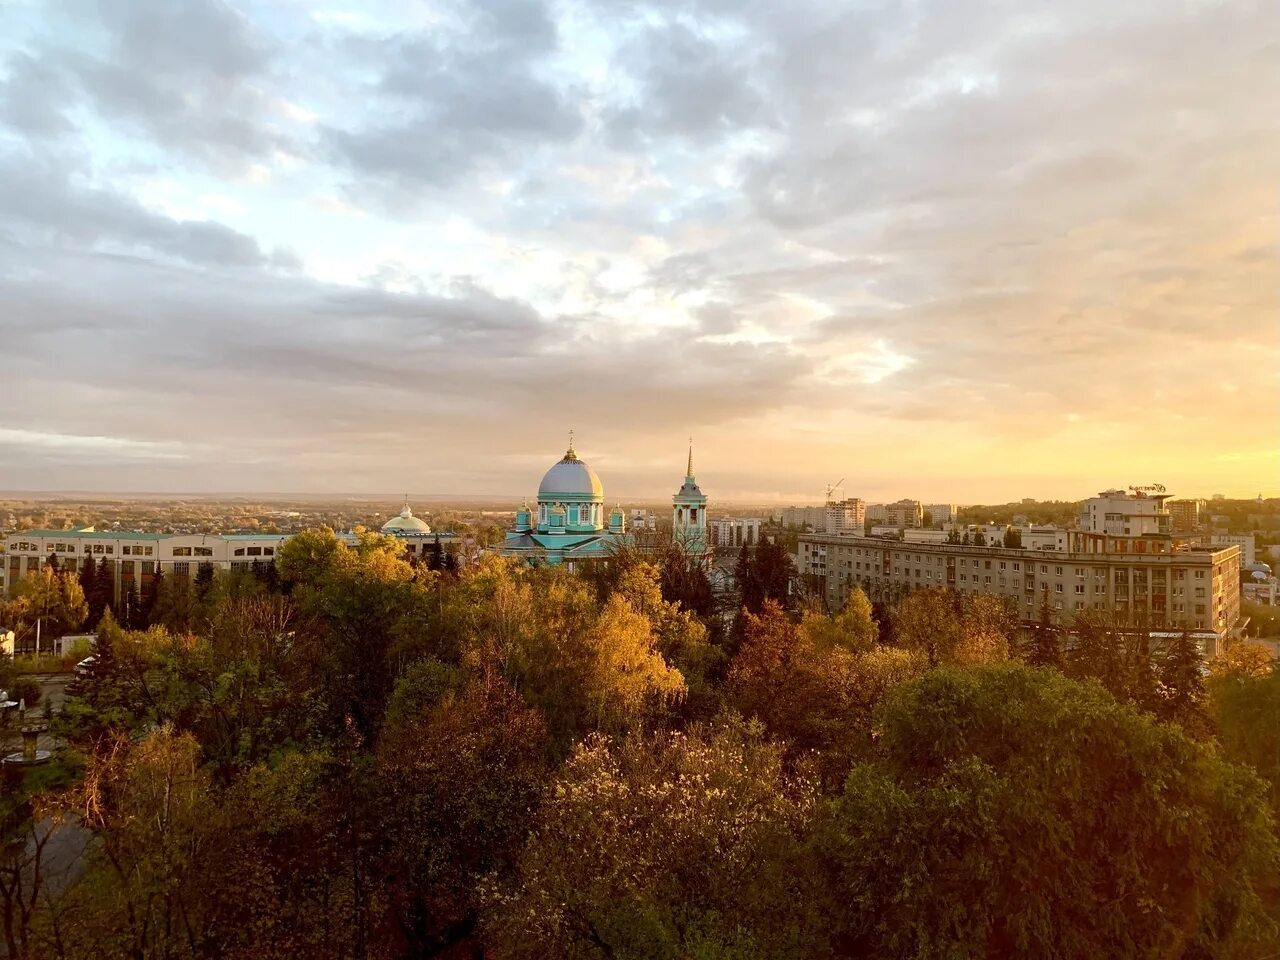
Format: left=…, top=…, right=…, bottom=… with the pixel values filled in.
left=0, top=0, right=1276, bottom=503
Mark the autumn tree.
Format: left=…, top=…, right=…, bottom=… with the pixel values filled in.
left=485, top=723, right=823, bottom=959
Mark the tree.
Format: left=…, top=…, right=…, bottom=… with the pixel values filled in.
left=891, top=588, right=1010, bottom=667
left=485, top=723, right=823, bottom=959
left=1208, top=658, right=1279, bottom=818
left=1002, top=526, right=1022, bottom=548
left=43, top=552, right=59, bottom=574
left=1065, top=610, right=1159, bottom=712
left=1158, top=630, right=1210, bottom=737
left=194, top=561, right=216, bottom=602
left=811, top=664, right=1280, bottom=958
left=121, top=581, right=140, bottom=631
left=973, top=528, right=987, bottom=547
left=12, top=568, right=88, bottom=646
left=88, top=556, right=115, bottom=629
left=142, top=566, right=163, bottom=627
left=1024, top=590, right=1063, bottom=669
left=427, top=534, right=444, bottom=572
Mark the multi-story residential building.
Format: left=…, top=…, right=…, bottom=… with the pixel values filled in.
left=1211, top=533, right=1255, bottom=567
left=885, top=499, right=923, bottom=529
left=1167, top=499, right=1201, bottom=533
left=798, top=529, right=1240, bottom=651
left=1082, top=489, right=1172, bottom=536
left=865, top=503, right=887, bottom=523
left=775, top=506, right=826, bottom=530
left=711, top=517, right=762, bottom=549
left=925, top=504, right=956, bottom=526
left=824, top=498, right=866, bottom=536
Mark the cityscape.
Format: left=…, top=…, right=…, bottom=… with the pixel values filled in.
left=1, top=0, right=1278, bottom=957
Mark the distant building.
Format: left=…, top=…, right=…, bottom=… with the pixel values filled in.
left=1081, top=489, right=1172, bottom=536
left=903, top=529, right=947, bottom=544
left=1167, top=499, right=1201, bottom=534
left=885, top=499, right=924, bottom=529
left=712, top=518, right=761, bottom=549
left=1212, top=533, right=1255, bottom=567
left=865, top=503, right=888, bottom=523
left=824, top=498, right=866, bottom=536
left=925, top=504, right=956, bottom=525
left=799, top=528, right=1241, bottom=651
left=775, top=506, right=825, bottom=530
left=630, top=509, right=657, bottom=532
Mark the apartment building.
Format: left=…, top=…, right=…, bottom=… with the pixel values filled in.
left=885, top=499, right=924, bottom=529
left=925, top=503, right=956, bottom=525
left=798, top=530, right=1241, bottom=647
left=824, top=498, right=866, bottom=536
left=775, top=506, right=826, bottom=530
left=1167, top=499, right=1201, bottom=533
left=1081, top=489, right=1172, bottom=536
left=711, top=517, right=762, bottom=549
left=1211, top=533, right=1255, bottom=567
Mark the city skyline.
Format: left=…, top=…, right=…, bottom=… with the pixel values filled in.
left=2, top=0, right=1277, bottom=500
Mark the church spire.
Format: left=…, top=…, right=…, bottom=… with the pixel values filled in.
left=686, top=438, right=694, bottom=480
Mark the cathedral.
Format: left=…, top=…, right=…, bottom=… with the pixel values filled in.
left=500, top=437, right=708, bottom=568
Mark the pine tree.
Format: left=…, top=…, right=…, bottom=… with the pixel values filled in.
left=973, top=529, right=987, bottom=547
left=45, top=551, right=60, bottom=574
left=88, top=556, right=115, bottom=629
left=961, top=531, right=971, bottom=545
left=1159, top=630, right=1210, bottom=736
left=428, top=535, right=445, bottom=572
left=122, top=581, right=140, bottom=630
left=1026, top=591, right=1063, bottom=668
left=78, top=555, right=97, bottom=615
left=194, top=562, right=216, bottom=601
left=143, top=566, right=164, bottom=627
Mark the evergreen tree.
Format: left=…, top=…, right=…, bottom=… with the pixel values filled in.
left=1003, top=526, right=1022, bottom=548
left=962, top=531, right=971, bottom=545
left=143, top=566, right=164, bottom=627
left=427, top=535, right=444, bottom=572
left=45, top=551, right=60, bottom=574
left=78, top=555, right=97, bottom=614
left=973, top=529, right=987, bottom=547
left=194, top=562, right=216, bottom=601
left=441, top=546, right=459, bottom=573
left=122, top=581, right=140, bottom=630
left=88, top=556, right=115, bottom=629
left=946, top=527, right=961, bottom=544
left=1160, top=630, right=1210, bottom=736
left=1026, top=591, right=1063, bottom=668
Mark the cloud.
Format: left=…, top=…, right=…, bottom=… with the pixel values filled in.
left=0, top=0, right=1275, bottom=498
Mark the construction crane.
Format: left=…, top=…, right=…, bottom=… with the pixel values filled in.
left=825, top=478, right=845, bottom=503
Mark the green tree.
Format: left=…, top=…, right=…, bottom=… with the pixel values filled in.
left=812, top=664, right=1280, bottom=958
left=1208, top=657, right=1279, bottom=817
left=1158, top=630, right=1210, bottom=737
left=12, top=568, right=88, bottom=644
left=1024, top=591, right=1063, bottom=668
left=1002, top=526, right=1022, bottom=548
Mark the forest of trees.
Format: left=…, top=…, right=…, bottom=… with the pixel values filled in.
left=0, top=528, right=1276, bottom=959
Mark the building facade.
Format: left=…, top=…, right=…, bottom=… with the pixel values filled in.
left=1081, top=489, right=1172, bottom=536
left=925, top=503, right=956, bottom=525
left=712, top=517, right=761, bottom=549
left=824, top=498, right=866, bottom=535
left=885, top=499, right=924, bottom=529
left=799, top=530, right=1240, bottom=645
left=1167, top=499, right=1201, bottom=533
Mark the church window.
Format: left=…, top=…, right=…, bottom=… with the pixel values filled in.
left=690, top=508, right=697, bottom=524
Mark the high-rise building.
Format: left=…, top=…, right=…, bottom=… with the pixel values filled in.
left=885, top=499, right=924, bottom=529
left=925, top=503, right=956, bottom=525
left=775, top=506, right=826, bottom=529
left=711, top=517, right=761, bottom=549
left=1167, top=499, right=1201, bottom=533
left=824, top=498, right=865, bottom=536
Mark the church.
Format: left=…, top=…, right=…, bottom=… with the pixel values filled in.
left=500, top=437, right=708, bottom=569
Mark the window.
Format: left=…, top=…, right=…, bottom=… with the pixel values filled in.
left=173, top=547, right=192, bottom=557
left=173, top=562, right=189, bottom=575
left=1075, top=584, right=1085, bottom=594
left=1055, top=565, right=1063, bottom=575
left=1012, top=562, right=1020, bottom=572
left=1040, top=565, right=1048, bottom=574
left=143, top=562, right=154, bottom=574
left=984, top=560, right=991, bottom=570
left=105, top=545, right=113, bottom=554
left=1194, top=604, right=1206, bottom=615
left=999, top=561, right=1006, bottom=570
left=1194, top=587, right=1205, bottom=598
left=264, top=547, right=274, bottom=557
left=194, top=547, right=213, bottom=557
left=1055, top=583, right=1064, bottom=593
left=247, top=547, right=262, bottom=556
left=1194, top=570, right=1206, bottom=580
left=234, top=548, right=245, bottom=556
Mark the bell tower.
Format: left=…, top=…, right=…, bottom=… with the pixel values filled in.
left=672, top=440, right=708, bottom=557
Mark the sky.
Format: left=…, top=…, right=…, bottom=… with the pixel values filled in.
left=0, top=0, right=1277, bottom=504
